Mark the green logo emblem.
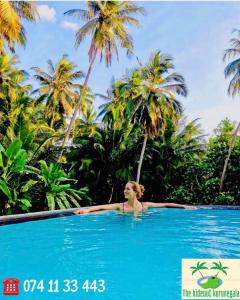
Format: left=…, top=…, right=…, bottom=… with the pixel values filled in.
left=190, top=261, right=229, bottom=289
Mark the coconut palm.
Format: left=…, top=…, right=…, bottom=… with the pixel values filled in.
left=97, top=78, right=129, bottom=135
left=135, top=52, right=187, bottom=182
left=0, top=54, right=34, bottom=146
left=173, top=117, right=205, bottom=155
left=0, top=1, right=38, bottom=53
left=141, top=117, right=205, bottom=198
left=115, top=52, right=187, bottom=182
left=190, top=262, right=208, bottom=279
left=0, top=84, right=57, bottom=158
left=73, top=85, right=95, bottom=127
left=74, top=104, right=98, bottom=137
left=220, top=121, right=240, bottom=192
left=32, top=55, right=84, bottom=129
left=70, top=124, right=139, bottom=204
left=99, top=78, right=128, bottom=115
left=60, top=1, right=144, bottom=156
left=211, top=261, right=228, bottom=277
left=223, top=29, right=240, bottom=97
left=0, top=54, right=57, bottom=156
left=0, top=53, right=27, bottom=92
left=221, top=29, right=240, bottom=191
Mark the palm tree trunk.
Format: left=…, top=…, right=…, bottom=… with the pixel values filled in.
left=219, top=121, right=240, bottom=192
left=199, top=271, right=204, bottom=279
left=58, top=49, right=98, bottom=161
left=215, top=270, right=220, bottom=278
left=136, top=133, right=148, bottom=183
left=50, top=111, right=55, bottom=128
left=108, top=187, right=114, bottom=203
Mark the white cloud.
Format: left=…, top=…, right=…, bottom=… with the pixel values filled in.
left=37, top=5, right=56, bottom=22
left=61, top=21, right=79, bottom=32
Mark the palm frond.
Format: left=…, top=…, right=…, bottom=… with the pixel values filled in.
left=74, top=18, right=98, bottom=48
left=227, top=70, right=240, bottom=97
left=223, top=48, right=240, bottom=61
left=64, top=9, right=90, bottom=21
left=224, top=58, right=240, bottom=77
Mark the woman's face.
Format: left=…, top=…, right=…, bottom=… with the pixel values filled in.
left=124, top=183, right=136, bottom=199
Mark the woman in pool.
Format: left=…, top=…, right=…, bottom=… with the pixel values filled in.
left=74, top=181, right=194, bottom=214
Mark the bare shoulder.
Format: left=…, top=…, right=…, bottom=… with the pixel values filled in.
left=142, top=202, right=150, bottom=209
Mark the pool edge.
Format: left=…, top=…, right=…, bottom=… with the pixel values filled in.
left=0, top=208, right=78, bottom=226
left=1, top=205, right=240, bottom=226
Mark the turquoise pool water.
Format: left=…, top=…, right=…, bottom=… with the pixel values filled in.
left=1, top=208, right=240, bottom=299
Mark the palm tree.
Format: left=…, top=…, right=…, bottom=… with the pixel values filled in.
left=0, top=53, right=26, bottom=90
left=60, top=1, right=144, bottom=157
left=97, top=78, right=128, bottom=132
left=74, top=103, right=98, bottom=138
left=173, top=117, right=205, bottom=156
left=135, top=52, right=187, bottom=182
left=220, top=122, right=240, bottom=192
left=70, top=125, right=139, bottom=204
left=223, top=29, right=240, bottom=97
left=142, top=117, right=205, bottom=198
left=116, top=51, right=187, bottom=182
left=0, top=53, right=34, bottom=146
left=32, top=55, right=84, bottom=129
left=0, top=53, right=58, bottom=158
left=190, top=262, right=208, bottom=279
left=0, top=1, right=37, bottom=53
left=221, top=29, right=240, bottom=192
left=211, top=261, right=228, bottom=278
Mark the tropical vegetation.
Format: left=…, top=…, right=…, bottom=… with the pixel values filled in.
left=60, top=1, right=145, bottom=158
left=0, top=1, right=37, bottom=53
left=0, top=1, right=240, bottom=216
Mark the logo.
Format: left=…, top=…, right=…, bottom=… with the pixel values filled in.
left=182, top=259, right=240, bottom=299
left=191, top=261, right=228, bottom=289
left=3, top=278, right=20, bottom=295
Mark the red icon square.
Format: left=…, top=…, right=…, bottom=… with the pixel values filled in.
left=3, top=278, right=20, bottom=295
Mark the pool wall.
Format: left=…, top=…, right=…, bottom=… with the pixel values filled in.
left=1, top=205, right=240, bottom=226
left=0, top=208, right=78, bottom=226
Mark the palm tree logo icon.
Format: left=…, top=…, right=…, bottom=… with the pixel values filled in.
left=190, top=261, right=229, bottom=289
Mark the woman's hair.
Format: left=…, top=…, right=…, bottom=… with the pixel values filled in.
left=128, top=181, right=145, bottom=199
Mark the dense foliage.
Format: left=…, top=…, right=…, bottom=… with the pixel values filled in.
left=0, top=1, right=239, bottom=215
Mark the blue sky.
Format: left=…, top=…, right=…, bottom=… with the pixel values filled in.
left=15, top=1, right=240, bottom=135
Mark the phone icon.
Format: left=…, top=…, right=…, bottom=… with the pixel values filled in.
left=3, top=278, right=20, bottom=295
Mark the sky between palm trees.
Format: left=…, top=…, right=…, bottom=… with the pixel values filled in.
left=15, top=1, right=240, bottom=135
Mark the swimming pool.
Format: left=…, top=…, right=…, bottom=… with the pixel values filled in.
left=1, top=208, right=240, bottom=299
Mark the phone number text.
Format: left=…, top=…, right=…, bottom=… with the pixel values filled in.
left=23, top=279, right=105, bottom=293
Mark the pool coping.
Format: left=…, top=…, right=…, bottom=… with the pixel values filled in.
left=0, top=205, right=240, bottom=226
left=0, top=208, right=78, bottom=226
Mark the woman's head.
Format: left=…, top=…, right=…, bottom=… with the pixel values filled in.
left=124, top=181, right=145, bottom=200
